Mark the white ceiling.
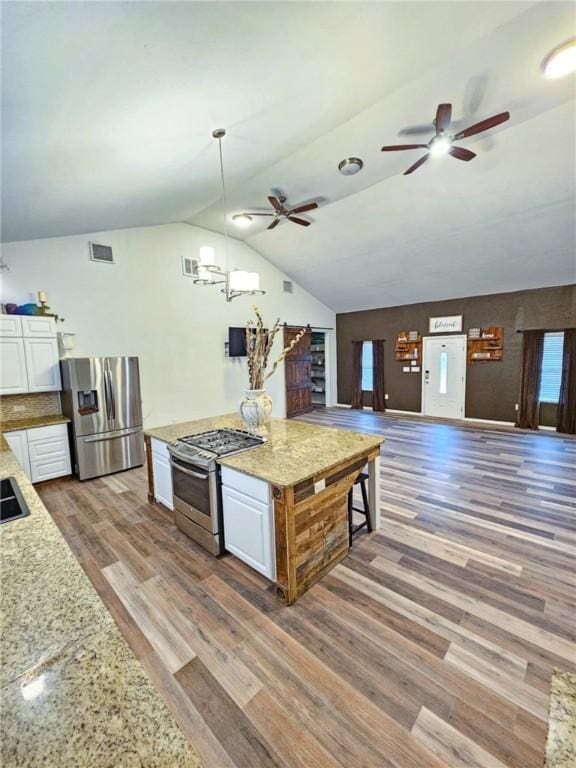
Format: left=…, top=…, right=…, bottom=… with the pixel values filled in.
left=2, top=1, right=575, bottom=311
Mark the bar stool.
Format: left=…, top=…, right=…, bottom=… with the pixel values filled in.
left=347, top=472, right=372, bottom=546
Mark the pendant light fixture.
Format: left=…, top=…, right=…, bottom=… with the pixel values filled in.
left=193, top=129, right=265, bottom=302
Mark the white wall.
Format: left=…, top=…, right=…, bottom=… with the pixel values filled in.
left=1, top=223, right=336, bottom=427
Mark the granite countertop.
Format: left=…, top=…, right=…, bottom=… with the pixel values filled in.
left=146, top=413, right=384, bottom=487
left=0, top=436, right=202, bottom=767
left=545, top=670, right=576, bottom=768
left=1, top=414, right=70, bottom=432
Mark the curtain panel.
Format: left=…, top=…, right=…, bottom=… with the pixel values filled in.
left=351, top=341, right=363, bottom=409
left=372, top=339, right=386, bottom=412
left=515, top=330, right=544, bottom=430
left=557, top=327, right=576, bottom=434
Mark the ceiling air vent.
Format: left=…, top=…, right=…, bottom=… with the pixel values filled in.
left=283, top=280, right=293, bottom=294
left=182, top=256, right=198, bottom=277
left=89, top=242, right=114, bottom=264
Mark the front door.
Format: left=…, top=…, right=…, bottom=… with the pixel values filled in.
left=422, top=335, right=467, bottom=419
left=284, top=326, right=312, bottom=418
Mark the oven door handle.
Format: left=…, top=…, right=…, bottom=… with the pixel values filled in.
left=169, top=460, right=208, bottom=480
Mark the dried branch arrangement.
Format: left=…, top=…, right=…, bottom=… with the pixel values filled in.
left=245, top=307, right=307, bottom=390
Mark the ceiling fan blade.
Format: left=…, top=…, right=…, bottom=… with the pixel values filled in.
left=403, top=154, right=429, bottom=175
left=382, top=144, right=428, bottom=151
left=453, top=111, right=510, bottom=140
left=448, top=146, right=476, bottom=162
left=267, top=218, right=280, bottom=230
left=289, top=202, right=318, bottom=215
left=435, top=103, right=452, bottom=133
left=268, top=196, right=284, bottom=212
left=288, top=216, right=311, bottom=227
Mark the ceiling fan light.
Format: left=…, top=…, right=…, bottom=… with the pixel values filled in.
left=232, top=214, right=253, bottom=228
left=429, top=135, right=451, bottom=158
left=543, top=39, right=576, bottom=79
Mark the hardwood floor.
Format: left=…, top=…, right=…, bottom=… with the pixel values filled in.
left=38, top=408, right=576, bottom=768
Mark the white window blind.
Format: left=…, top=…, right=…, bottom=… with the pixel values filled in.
left=361, top=341, right=373, bottom=391
left=539, top=332, right=564, bottom=403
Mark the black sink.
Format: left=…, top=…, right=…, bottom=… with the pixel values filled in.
left=0, top=477, right=31, bottom=524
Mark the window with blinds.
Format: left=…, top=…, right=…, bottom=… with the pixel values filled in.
left=539, top=332, right=564, bottom=403
left=361, top=341, right=373, bottom=391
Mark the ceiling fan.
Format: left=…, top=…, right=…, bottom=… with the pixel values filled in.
left=240, top=196, right=319, bottom=230
left=381, top=103, right=510, bottom=175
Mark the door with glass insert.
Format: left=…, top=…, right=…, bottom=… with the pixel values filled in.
left=422, top=335, right=467, bottom=419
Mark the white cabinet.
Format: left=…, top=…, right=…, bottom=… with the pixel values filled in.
left=21, top=316, right=56, bottom=338
left=4, top=424, right=70, bottom=483
left=0, top=315, right=61, bottom=394
left=4, top=430, right=31, bottom=479
left=23, top=338, right=62, bottom=392
left=27, top=424, right=71, bottom=483
left=0, top=315, right=23, bottom=337
left=151, top=438, right=173, bottom=510
left=221, top=467, right=275, bottom=580
left=0, top=339, right=28, bottom=394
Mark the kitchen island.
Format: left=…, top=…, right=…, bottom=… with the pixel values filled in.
left=145, top=414, right=383, bottom=605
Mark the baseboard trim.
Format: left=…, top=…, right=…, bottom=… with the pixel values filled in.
left=334, top=404, right=557, bottom=431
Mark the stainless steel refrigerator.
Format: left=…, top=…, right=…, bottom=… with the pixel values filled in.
left=60, top=357, right=145, bottom=480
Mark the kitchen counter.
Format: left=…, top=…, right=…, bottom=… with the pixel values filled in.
left=146, top=413, right=383, bottom=488
left=146, top=414, right=384, bottom=604
left=1, top=413, right=70, bottom=432
left=545, top=670, right=576, bottom=768
left=0, top=436, right=202, bottom=767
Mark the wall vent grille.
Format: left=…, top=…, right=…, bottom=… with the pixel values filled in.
left=89, top=242, right=114, bottom=264
left=283, top=280, right=293, bottom=294
left=182, top=256, right=198, bottom=277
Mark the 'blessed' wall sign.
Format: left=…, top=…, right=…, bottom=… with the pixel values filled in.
left=428, top=315, right=463, bottom=333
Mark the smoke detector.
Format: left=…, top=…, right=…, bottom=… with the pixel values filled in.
left=338, top=157, right=364, bottom=176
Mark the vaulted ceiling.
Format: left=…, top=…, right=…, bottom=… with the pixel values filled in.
left=2, top=1, right=575, bottom=311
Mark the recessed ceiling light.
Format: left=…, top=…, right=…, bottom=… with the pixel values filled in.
left=429, top=135, right=451, bottom=158
left=338, top=157, right=363, bottom=175
left=232, top=214, right=253, bottom=228
left=543, top=39, right=576, bottom=79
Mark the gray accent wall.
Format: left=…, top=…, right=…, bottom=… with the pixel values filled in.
left=336, top=285, right=576, bottom=424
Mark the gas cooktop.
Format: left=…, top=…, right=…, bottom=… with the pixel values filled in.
left=168, top=428, right=266, bottom=468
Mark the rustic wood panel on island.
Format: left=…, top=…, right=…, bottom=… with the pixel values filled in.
left=273, top=447, right=380, bottom=605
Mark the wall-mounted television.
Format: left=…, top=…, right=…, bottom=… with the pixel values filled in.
left=228, top=327, right=247, bottom=357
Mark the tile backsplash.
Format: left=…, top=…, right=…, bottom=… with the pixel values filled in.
left=0, top=392, right=62, bottom=422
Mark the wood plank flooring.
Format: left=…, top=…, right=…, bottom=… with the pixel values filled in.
left=37, top=408, right=576, bottom=768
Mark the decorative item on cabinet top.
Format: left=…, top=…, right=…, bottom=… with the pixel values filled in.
left=395, top=331, right=422, bottom=362
left=467, top=326, right=504, bottom=363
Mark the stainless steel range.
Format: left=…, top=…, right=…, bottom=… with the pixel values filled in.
left=167, top=429, right=266, bottom=555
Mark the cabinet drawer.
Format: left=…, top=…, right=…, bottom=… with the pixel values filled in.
left=21, top=316, right=56, bottom=337
left=0, top=315, right=23, bottom=337
left=30, top=456, right=71, bottom=483
left=221, top=466, right=270, bottom=503
left=151, top=437, right=170, bottom=459
left=28, top=436, right=68, bottom=462
left=27, top=423, right=68, bottom=442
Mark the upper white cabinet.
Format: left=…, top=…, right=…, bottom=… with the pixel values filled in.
left=0, top=315, right=61, bottom=395
left=23, top=338, right=61, bottom=392
left=0, top=315, right=23, bottom=337
left=21, top=316, right=57, bottom=338
left=0, top=339, right=29, bottom=394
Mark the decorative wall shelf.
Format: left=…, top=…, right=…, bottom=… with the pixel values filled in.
left=467, top=326, right=504, bottom=363
left=395, top=331, right=422, bottom=362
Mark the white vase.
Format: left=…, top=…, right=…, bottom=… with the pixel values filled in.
left=239, top=389, right=272, bottom=434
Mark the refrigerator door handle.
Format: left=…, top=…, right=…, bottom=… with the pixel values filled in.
left=103, top=367, right=113, bottom=421
left=107, top=368, right=116, bottom=421
left=83, top=427, right=141, bottom=443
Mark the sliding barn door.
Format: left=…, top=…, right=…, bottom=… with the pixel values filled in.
left=284, top=326, right=312, bottom=418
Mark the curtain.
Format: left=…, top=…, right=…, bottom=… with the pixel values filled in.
left=515, top=330, right=544, bottom=430
left=557, top=328, right=576, bottom=434
left=351, top=341, right=363, bottom=409
left=372, top=339, right=386, bottom=412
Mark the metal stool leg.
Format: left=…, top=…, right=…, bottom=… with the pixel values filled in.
left=360, top=478, right=372, bottom=532
left=347, top=488, right=354, bottom=547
